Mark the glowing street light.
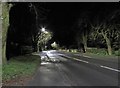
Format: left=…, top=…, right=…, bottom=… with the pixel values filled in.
left=41, top=27, right=49, bottom=34
left=41, top=27, right=45, bottom=32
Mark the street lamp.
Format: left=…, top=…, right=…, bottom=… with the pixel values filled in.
left=41, top=27, right=48, bottom=34
left=41, top=27, right=45, bottom=32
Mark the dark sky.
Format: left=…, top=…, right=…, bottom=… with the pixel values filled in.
left=46, top=3, right=91, bottom=46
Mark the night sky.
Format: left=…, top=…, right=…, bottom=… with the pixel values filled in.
left=47, top=3, right=82, bottom=46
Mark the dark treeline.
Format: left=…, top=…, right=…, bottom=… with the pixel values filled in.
left=6, top=2, right=48, bottom=60
left=2, top=2, right=120, bottom=63
left=73, top=3, right=120, bottom=55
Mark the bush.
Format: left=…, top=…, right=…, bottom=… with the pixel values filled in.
left=113, top=49, right=120, bottom=56
left=86, top=48, right=108, bottom=55
left=20, top=46, right=33, bottom=54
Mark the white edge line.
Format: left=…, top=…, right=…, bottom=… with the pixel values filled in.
left=100, top=65, right=120, bottom=72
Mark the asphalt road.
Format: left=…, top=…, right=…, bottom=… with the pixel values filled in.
left=27, top=50, right=119, bottom=86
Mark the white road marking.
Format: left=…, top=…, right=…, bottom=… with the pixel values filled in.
left=60, top=54, right=71, bottom=59
left=73, top=58, right=89, bottom=63
left=60, top=54, right=119, bottom=72
left=100, top=65, right=120, bottom=72
left=60, top=54, right=89, bottom=64
left=61, top=55, right=89, bottom=63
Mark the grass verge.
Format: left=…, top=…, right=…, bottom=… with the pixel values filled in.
left=86, top=48, right=120, bottom=56
left=62, top=48, right=120, bottom=56
left=2, top=55, right=41, bottom=85
left=86, top=48, right=108, bottom=56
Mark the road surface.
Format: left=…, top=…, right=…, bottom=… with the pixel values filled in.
left=27, top=50, right=119, bottom=86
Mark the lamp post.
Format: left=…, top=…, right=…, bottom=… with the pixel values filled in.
left=41, top=27, right=46, bottom=50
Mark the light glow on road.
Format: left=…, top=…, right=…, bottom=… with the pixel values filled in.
left=41, top=62, right=51, bottom=65
left=47, top=51, right=54, bottom=57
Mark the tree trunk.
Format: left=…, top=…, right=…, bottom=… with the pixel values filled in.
left=37, top=42, right=39, bottom=52
left=102, top=32, right=112, bottom=55
left=32, top=42, right=37, bottom=52
left=77, top=41, right=81, bottom=52
left=82, top=33, right=87, bottom=52
left=37, top=46, right=39, bottom=52
left=2, top=3, right=12, bottom=64
left=105, top=37, right=112, bottom=55
left=2, top=42, right=7, bottom=64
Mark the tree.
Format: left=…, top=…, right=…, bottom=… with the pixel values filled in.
left=29, top=3, right=49, bottom=52
left=109, top=9, right=120, bottom=51
left=1, top=2, right=50, bottom=63
left=76, top=11, right=91, bottom=52
left=6, top=3, right=39, bottom=57
left=2, top=2, right=12, bottom=64
left=37, top=30, right=52, bottom=52
left=51, top=42, right=59, bottom=49
left=90, top=8, right=120, bottom=55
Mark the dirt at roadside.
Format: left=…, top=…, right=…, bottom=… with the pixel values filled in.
left=2, top=75, right=33, bottom=86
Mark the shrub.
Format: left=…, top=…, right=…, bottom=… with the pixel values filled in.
left=113, top=49, right=120, bottom=56
left=86, top=48, right=108, bottom=55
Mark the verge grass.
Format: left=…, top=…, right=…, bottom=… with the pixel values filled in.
left=67, top=48, right=120, bottom=56
left=2, top=55, right=41, bottom=82
left=86, top=48, right=120, bottom=56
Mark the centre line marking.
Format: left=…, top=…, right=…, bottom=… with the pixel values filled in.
left=100, top=65, right=120, bottom=72
left=73, top=58, right=89, bottom=63
left=60, top=54, right=119, bottom=72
